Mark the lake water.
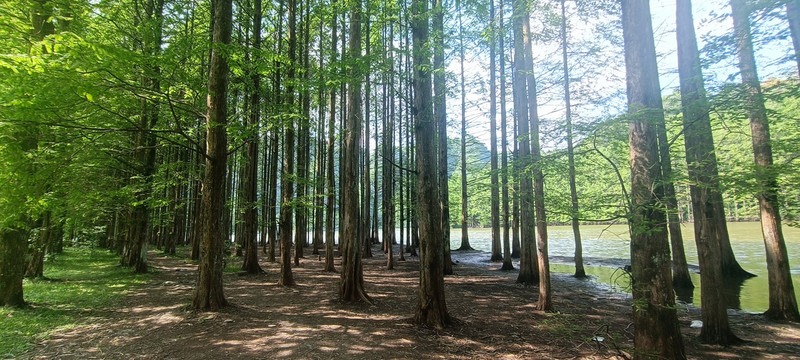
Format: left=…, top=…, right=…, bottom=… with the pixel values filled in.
left=450, top=222, right=800, bottom=313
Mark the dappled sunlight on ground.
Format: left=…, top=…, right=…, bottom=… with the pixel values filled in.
left=22, top=245, right=800, bottom=360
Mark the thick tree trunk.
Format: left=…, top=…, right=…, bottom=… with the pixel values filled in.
left=339, top=0, right=369, bottom=303
left=621, top=1, right=686, bottom=357
left=521, top=7, right=551, bottom=310
left=192, top=0, right=232, bottom=311
left=677, top=0, right=741, bottom=343
left=0, top=229, right=27, bottom=306
left=412, top=0, right=450, bottom=329
left=731, top=0, right=800, bottom=322
left=561, top=0, right=584, bottom=279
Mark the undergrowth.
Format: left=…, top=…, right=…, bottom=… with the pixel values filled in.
left=0, top=248, right=152, bottom=358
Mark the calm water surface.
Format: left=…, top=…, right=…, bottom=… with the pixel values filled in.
left=450, top=222, right=800, bottom=313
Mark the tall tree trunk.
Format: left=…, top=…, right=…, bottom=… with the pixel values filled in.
left=513, top=0, right=538, bottom=285
left=433, top=0, right=452, bottom=275
left=621, top=1, right=686, bottom=357
left=362, top=10, right=373, bottom=259
left=561, top=0, right=584, bottom=279
left=676, top=0, right=741, bottom=343
left=730, top=0, right=800, bottom=322
left=412, top=0, right=450, bottom=328
left=124, top=0, right=165, bottom=274
left=324, top=0, right=339, bottom=273
left=339, top=0, right=370, bottom=303
left=457, top=0, right=472, bottom=251
left=192, top=0, right=233, bottom=311
left=499, top=0, right=513, bottom=271
left=279, top=0, right=298, bottom=286
left=521, top=6, right=551, bottom=311
left=241, top=0, right=263, bottom=274
left=294, top=0, right=312, bottom=266
left=488, top=0, right=502, bottom=262
left=384, top=17, right=396, bottom=270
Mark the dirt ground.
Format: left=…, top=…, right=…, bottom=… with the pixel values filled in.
left=22, top=245, right=800, bottom=359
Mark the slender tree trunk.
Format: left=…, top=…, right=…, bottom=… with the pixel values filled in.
left=279, top=0, right=298, bottom=286
left=324, top=0, right=339, bottom=273
left=241, top=0, right=263, bottom=274
left=192, top=0, right=233, bottom=311
left=294, top=0, right=312, bottom=266
left=621, top=1, right=686, bottom=357
left=339, top=0, right=370, bottom=303
left=561, top=0, right=584, bottom=279
left=433, top=0, right=452, bottom=275
left=499, top=0, right=513, bottom=271
left=488, top=0, right=502, bottom=262
left=412, top=0, right=450, bottom=328
left=676, top=0, right=741, bottom=342
left=362, top=10, right=373, bottom=259
left=384, top=18, right=396, bottom=270
left=731, top=0, right=800, bottom=322
left=457, top=0, right=472, bottom=251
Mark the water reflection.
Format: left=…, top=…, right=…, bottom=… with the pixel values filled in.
left=450, top=223, right=800, bottom=313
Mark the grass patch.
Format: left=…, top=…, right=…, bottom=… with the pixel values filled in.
left=0, top=248, right=152, bottom=358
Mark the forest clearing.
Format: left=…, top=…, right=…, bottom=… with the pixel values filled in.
left=6, top=245, right=800, bottom=359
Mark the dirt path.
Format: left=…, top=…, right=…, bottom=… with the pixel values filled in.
left=22, top=246, right=800, bottom=359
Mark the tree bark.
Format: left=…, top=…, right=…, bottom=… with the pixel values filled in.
left=498, top=0, right=513, bottom=271
left=520, top=4, right=551, bottom=310
left=513, top=0, right=538, bottom=285
left=621, top=1, right=686, bottom=357
left=339, top=0, right=370, bottom=303
left=433, top=0, right=452, bottom=275
left=324, top=0, right=339, bottom=273
left=730, top=0, right=800, bottom=322
left=561, top=0, right=584, bottom=279
left=192, top=0, right=233, bottom=311
left=412, top=0, right=450, bottom=329
left=278, top=0, right=298, bottom=286
left=488, top=0, right=502, bottom=263
left=676, top=0, right=742, bottom=343
left=456, top=0, right=472, bottom=252
left=0, top=228, right=27, bottom=306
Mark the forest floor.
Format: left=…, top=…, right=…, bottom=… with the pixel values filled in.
left=21, top=244, right=800, bottom=360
